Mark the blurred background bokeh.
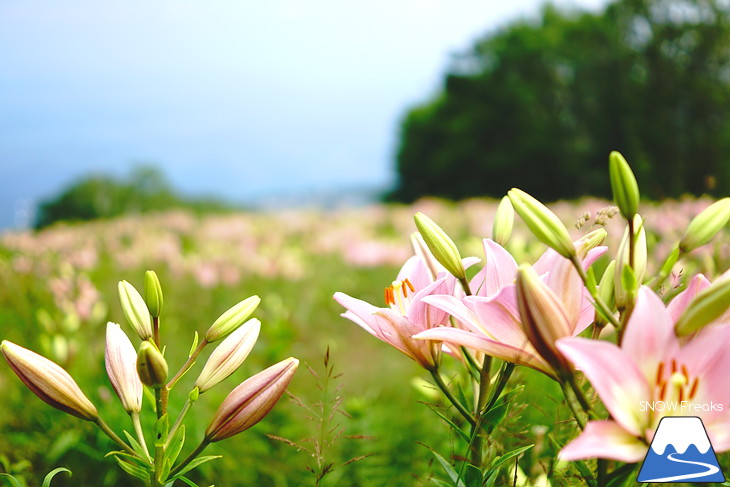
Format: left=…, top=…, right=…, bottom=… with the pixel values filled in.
left=2, top=0, right=730, bottom=485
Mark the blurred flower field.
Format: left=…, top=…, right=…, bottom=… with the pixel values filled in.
left=0, top=197, right=728, bottom=486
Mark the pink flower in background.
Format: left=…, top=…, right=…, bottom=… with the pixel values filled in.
left=414, top=237, right=605, bottom=377
left=334, top=255, right=465, bottom=370
left=557, top=286, right=730, bottom=462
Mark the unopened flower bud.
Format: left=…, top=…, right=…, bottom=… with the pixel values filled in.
left=574, top=228, right=607, bottom=256
left=1, top=341, right=98, bottom=421
left=492, top=196, right=514, bottom=246
left=609, top=151, right=640, bottom=220
left=595, top=260, right=616, bottom=326
left=508, top=189, right=576, bottom=259
left=410, top=233, right=440, bottom=280
left=614, top=215, right=646, bottom=309
left=515, top=265, right=572, bottom=376
left=136, top=341, right=168, bottom=387
left=118, top=280, right=152, bottom=340
left=679, top=198, right=730, bottom=253
left=205, top=357, right=299, bottom=442
left=195, top=319, right=261, bottom=393
left=675, top=278, right=730, bottom=336
left=144, top=270, right=163, bottom=318
left=414, top=212, right=466, bottom=280
left=205, top=296, right=261, bottom=343
left=105, top=322, right=143, bottom=413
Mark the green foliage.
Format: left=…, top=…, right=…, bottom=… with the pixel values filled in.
left=391, top=0, right=730, bottom=202
left=34, top=166, right=234, bottom=229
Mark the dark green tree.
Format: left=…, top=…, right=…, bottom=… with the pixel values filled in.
left=34, top=165, right=233, bottom=229
left=390, top=0, right=730, bottom=202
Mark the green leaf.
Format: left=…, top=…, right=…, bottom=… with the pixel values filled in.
left=0, top=473, right=24, bottom=487
left=429, top=450, right=466, bottom=487
left=585, top=266, right=598, bottom=295
left=165, top=425, right=186, bottom=468
left=41, top=468, right=71, bottom=487
left=188, top=331, right=199, bottom=358
left=123, top=430, right=150, bottom=459
left=170, top=455, right=222, bottom=479
left=155, top=413, right=169, bottom=447
left=177, top=477, right=202, bottom=487
left=424, top=403, right=470, bottom=443
left=463, top=464, right=481, bottom=487
left=115, top=457, right=151, bottom=482
left=429, top=479, right=455, bottom=487
left=486, top=444, right=533, bottom=474
left=620, top=264, right=637, bottom=297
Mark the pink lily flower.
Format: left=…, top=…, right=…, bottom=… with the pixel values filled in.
left=557, top=286, right=730, bottom=462
left=414, top=237, right=606, bottom=377
left=334, top=254, right=474, bottom=370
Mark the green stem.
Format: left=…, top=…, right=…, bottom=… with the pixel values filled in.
left=166, top=397, right=194, bottom=449
left=566, top=374, right=593, bottom=418
left=597, top=459, right=607, bottom=487
left=167, top=339, right=208, bottom=390
left=571, top=257, right=621, bottom=330
left=131, top=411, right=151, bottom=460
left=169, top=438, right=211, bottom=477
left=469, top=355, right=492, bottom=470
left=94, top=417, right=140, bottom=458
left=429, top=367, right=475, bottom=427
left=483, top=362, right=515, bottom=414
left=559, top=380, right=586, bottom=430
left=153, top=387, right=165, bottom=486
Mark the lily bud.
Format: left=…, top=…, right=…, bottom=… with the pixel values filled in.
left=105, top=322, right=143, bottom=413
left=118, top=280, right=153, bottom=340
left=574, top=228, right=607, bottom=256
left=414, top=213, right=466, bottom=280
left=595, top=260, right=616, bottom=327
left=410, top=233, right=440, bottom=281
left=492, top=196, right=514, bottom=246
left=679, top=198, right=730, bottom=253
left=205, top=296, right=261, bottom=343
left=205, top=357, right=299, bottom=442
left=609, top=151, right=640, bottom=220
left=508, top=189, right=576, bottom=259
left=136, top=341, right=168, bottom=387
left=515, top=265, right=572, bottom=376
left=675, top=278, right=730, bottom=336
left=614, top=215, right=647, bottom=309
left=195, top=319, right=261, bottom=393
left=144, top=270, right=163, bottom=318
left=1, top=341, right=98, bottom=421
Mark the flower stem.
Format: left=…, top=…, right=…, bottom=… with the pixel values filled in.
left=166, top=397, right=194, bottom=449
left=94, top=417, right=140, bottom=458
left=131, top=411, right=151, bottom=460
left=458, top=277, right=472, bottom=297
left=570, top=256, right=621, bottom=330
left=559, top=380, right=586, bottom=430
left=153, top=387, right=166, bottom=487
left=169, top=438, right=211, bottom=477
left=429, top=368, right=475, bottom=427
left=167, top=339, right=208, bottom=390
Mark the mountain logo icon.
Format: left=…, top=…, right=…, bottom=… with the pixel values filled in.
left=637, top=416, right=725, bottom=483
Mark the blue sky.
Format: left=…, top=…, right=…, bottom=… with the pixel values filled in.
left=0, top=0, right=606, bottom=228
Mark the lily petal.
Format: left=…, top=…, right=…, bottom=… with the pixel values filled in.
left=557, top=337, right=650, bottom=436
left=415, top=327, right=552, bottom=376
left=559, top=420, right=647, bottom=462
left=621, top=287, right=677, bottom=379
left=667, top=274, right=711, bottom=324
left=470, top=239, right=518, bottom=297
